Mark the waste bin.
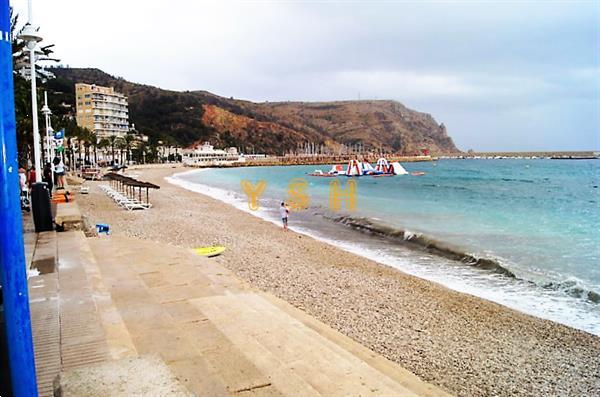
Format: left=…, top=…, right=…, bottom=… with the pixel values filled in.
left=31, top=182, right=53, bottom=232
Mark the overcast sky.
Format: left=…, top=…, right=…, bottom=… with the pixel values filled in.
left=13, top=0, right=600, bottom=151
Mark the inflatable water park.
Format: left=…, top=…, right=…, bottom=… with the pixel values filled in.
left=308, top=158, right=424, bottom=177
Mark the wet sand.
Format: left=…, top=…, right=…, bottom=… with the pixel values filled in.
left=77, top=166, right=600, bottom=396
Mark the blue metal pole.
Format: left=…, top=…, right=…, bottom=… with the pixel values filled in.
left=0, top=0, right=39, bottom=395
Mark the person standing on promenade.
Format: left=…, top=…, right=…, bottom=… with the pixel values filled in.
left=280, top=202, right=290, bottom=231
left=19, top=167, right=27, bottom=192
left=53, top=155, right=65, bottom=189
left=43, top=162, right=53, bottom=195
left=26, top=166, right=36, bottom=190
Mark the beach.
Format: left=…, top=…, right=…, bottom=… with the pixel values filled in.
left=77, top=166, right=600, bottom=396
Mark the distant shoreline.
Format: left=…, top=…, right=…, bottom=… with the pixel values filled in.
left=179, top=151, right=599, bottom=170
left=187, top=154, right=436, bottom=169
left=449, top=150, right=599, bottom=159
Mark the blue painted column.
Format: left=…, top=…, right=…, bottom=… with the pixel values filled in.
left=0, top=0, right=39, bottom=395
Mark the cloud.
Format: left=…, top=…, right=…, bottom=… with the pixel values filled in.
left=11, top=0, right=600, bottom=151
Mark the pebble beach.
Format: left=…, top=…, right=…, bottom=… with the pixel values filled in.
left=77, top=166, right=600, bottom=397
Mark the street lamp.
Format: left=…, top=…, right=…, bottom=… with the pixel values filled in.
left=41, top=91, right=53, bottom=167
left=18, top=23, right=42, bottom=181
left=18, top=1, right=52, bottom=232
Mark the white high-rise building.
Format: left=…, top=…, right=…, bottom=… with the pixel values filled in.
left=75, top=83, right=129, bottom=137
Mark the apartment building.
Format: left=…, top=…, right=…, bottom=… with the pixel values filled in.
left=75, top=83, right=129, bottom=138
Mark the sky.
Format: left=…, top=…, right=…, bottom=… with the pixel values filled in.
left=12, top=0, right=600, bottom=151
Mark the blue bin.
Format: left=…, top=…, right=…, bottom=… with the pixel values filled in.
left=96, top=223, right=110, bottom=235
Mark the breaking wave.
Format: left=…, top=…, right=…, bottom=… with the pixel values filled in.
left=543, top=278, right=600, bottom=304
left=329, top=215, right=600, bottom=304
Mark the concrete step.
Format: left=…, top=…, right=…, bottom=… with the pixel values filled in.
left=191, top=292, right=419, bottom=396
left=55, top=202, right=82, bottom=231
left=86, top=236, right=449, bottom=396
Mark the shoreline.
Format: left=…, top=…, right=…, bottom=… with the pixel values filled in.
left=77, top=166, right=600, bottom=396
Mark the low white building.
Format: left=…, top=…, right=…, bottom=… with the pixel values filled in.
left=182, top=142, right=243, bottom=165
left=242, top=153, right=267, bottom=160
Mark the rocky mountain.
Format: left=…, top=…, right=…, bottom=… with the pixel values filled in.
left=47, top=67, right=460, bottom=155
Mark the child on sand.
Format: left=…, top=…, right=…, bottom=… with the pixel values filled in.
left=280, top=202, right=289, bottom=231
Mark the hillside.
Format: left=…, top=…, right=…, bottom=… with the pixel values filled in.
left=47, top=67, right=460, bottom=155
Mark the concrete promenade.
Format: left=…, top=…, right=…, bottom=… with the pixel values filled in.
left=24, top=223, right=450, bottom=396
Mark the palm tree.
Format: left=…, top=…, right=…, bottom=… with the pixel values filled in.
left=115, top=137, right=126, bottom=166
left=89, top=132, right=99, bottom=166
left=148, top=142, right=159, bottom=164
left=108, top=135, right=118, bottom=165
left=98, top=138, right=109, bottom=166
left=136, top=141, right=146, bottom=164
left=76, top=130, right=86, bottom=169
left=11, top=9, right=60, bottom=77
left=124, top=133, right=136, bottom=165
left=80, top=128, right=93, bottom=165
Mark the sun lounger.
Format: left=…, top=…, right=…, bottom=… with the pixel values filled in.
left=101, top=183, right=152, bottom=211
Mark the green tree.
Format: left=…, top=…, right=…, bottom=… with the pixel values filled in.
left=81, top=128, right=93, bottom=164
left=108, top=135, right=118, bottom=165
left=123, top=133, right=136, bottom=164
left=115, top=137, right=126, bottom=165
left=98, top=138, right=110, bottom=165
left=89, top=132, right=99, bottom=165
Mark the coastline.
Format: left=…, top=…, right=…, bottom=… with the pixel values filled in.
left=78, top=166, right=600, bottom=396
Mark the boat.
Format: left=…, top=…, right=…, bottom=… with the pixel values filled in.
left=411, top=171, right=426, bottom=176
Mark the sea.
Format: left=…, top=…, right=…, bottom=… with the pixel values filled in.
left=167, top=159, right=600, bottom=336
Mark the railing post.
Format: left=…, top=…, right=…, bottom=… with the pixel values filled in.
left=0, top=0, right=39, bottom=395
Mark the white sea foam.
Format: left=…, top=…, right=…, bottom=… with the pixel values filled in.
left=167, top=169, right=600, bottom=336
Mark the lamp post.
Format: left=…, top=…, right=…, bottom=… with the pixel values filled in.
left=18, top=23, right=42, bottom=181
left=19, top=0, right=52, bottom=232
left=41, top=91, right=53, bottom=168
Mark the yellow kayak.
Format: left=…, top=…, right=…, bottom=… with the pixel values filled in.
left=194, top=246, right=226, bottom=257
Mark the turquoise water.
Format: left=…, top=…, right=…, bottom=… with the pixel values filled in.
left=170, top=159, right=600, bottom=335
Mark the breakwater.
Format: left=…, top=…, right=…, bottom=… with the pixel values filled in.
left=197, top=155, right=435, bottom=168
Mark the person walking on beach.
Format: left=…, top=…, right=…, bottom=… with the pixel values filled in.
left=280, top=202, right=290, bottom=231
